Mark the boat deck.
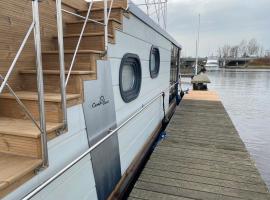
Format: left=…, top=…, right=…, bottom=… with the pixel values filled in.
left=128, top=91, right=270, bottom=200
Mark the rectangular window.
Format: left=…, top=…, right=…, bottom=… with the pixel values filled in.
left=169, top=45, right=180, bottom=104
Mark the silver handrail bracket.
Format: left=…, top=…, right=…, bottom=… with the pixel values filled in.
left=104, top=0, right=108, bottom=52
left=56, top=0, right=67, bottom=129
left=32, top=0, right=48, bottom=167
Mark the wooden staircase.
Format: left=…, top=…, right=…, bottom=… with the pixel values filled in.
left=0, top=0, right=127, bottom=198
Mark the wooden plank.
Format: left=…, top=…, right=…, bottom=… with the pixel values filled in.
left=0, top=92, right=81, bottom=122
left=128, top=91, right=270, bottom=200
left=0, top=91, right=80, bottom=102
left=129, top=188, right=195, bottom=200
left=0, top=117, right=63, bottom=138
left=0, top=153, right=42, bottom=197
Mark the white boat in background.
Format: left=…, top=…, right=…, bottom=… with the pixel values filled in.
left=205, top=58, right=220, bottom=71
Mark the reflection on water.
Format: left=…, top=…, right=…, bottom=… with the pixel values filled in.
left=182, top=69, right=270, bottom=189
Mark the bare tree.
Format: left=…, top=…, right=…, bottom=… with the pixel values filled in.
left=239, top=40, right=247, bottom=57
left=218, top=39, right=264, bottom=58
left=217, top=47, right=222, bottom=58
left=247, top=38, right=260, bottom=56
left=259, top=46, right=264, bottom=57
left=222, top=45, right=231, bottom=59
left=230, top=46, right=240, bottom=58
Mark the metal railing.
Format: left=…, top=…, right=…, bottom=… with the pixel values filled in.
left=56, top=0, right=115, bottom=130
left=22, top=81, right=179, bottom=200
left=0, top=0, right=122, bottom=169
left=0, top=0, right=48, bottom=167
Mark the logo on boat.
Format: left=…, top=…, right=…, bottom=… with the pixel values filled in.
left=92, top=96, right=110, bottom=108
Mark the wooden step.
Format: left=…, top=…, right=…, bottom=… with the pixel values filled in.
left=0, top=91, right=81, bottom=123
left=0, top=91, right=80, bottom=102
left=42, top=50, right=104, bottom=70
left=0, top=153, right=42, bottom=198
left=88, top=0, right=127, bottom=10
left=77, top=7, right=126, bottom=22
left=53, top=33, right=114, bottom=51
left=65, top=18, right=122, bottom=35
left=0, top=117, right=63, bottom=158
left=20, top=69, right=96, bottom=94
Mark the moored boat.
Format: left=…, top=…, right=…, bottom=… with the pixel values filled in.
left=205, top=58, right=220, bottom=71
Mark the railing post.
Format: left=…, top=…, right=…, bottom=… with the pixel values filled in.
left=32, top=0, right=48, bottom=167
left=56, top=0, right=67, bottom=129
left=104, top=0, right=108, bottom=52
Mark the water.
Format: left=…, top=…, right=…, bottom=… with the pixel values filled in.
left=182, top=69, right=270, bottom=189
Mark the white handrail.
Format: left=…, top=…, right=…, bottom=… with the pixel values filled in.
left=107, top=0, right=114, bottom=25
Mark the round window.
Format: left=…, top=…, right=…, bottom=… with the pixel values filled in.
left=149, top=46, right=160, bottom=78
left=119, top=53, right=142, bottom=103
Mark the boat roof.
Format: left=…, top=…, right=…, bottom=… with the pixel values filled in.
left=207, top=59, right=218, bottom=62
left=128, top=1, right=182, bottom=49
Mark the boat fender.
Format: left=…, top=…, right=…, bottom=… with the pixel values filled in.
left=162, top=116, right=169, bottom=125
left=176, top=94, right=181, bottom=105
left=180, top=90, right=185, bottom=98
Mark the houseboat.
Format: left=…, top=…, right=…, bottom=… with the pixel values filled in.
left=0, top=0, right=182, bottom=199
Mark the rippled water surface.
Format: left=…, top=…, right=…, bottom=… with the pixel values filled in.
left=183, top=69, right=270, bottom=189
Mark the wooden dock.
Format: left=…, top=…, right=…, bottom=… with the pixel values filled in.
left=128, top=91, right=270, bottom=200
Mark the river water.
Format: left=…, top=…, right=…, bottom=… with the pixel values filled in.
left=182, top=69, right=270, bottom=189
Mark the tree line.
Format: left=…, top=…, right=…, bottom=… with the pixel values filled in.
left=217, top=38, right=265, bottom=58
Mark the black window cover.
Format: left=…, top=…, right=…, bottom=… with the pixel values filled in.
left=119, top=53, right=142, bottom=103
left=149, top=46, right=160, bottom=79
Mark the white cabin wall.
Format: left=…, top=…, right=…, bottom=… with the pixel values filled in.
left=31, top=155, right=97, bottom=200
left=4, top=105, right=98, bottom=200
left=108, top=14, right=172, bottom=173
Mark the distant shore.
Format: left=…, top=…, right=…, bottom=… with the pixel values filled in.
left=246, top=65, right=270, bottom=69
left=247, top=58, right=270, bottom=69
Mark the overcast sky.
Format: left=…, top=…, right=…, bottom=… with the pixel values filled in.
left=132, top=0, right=270, bottom=57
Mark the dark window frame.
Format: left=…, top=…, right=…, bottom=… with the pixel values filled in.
left=169, top=46, right=181, bottom=103
left=149, top=46, right=160, bottom=79
left=119, top=53, right=142, bottom=103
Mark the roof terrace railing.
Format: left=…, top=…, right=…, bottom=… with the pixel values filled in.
left=0, top=0, right=48, bottom=167
left=56, top=0, right=116, bottom=131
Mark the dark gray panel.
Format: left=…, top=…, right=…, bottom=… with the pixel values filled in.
left=91, top=134, right=121, bottom=200
left=82, top=60, right=121, bottom=200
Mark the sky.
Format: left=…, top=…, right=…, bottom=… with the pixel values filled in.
left=132, top=0, right=270, bottom=57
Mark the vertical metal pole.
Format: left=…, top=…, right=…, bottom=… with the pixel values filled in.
left=32, top=0, right=48, bottom=167
left=56, top=0, right=67, bottom=129
left=104, top=0, right=108, bottom=52
left=195, top=40, right=198, bottom=75
left=195, top=14, right=200, bottom=76
left=145, top=0, right=149, bottom=15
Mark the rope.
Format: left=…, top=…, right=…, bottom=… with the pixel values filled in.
left=162, top=92, right=166, bottom=119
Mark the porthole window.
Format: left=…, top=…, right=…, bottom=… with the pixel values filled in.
left=119, top=53, right=142, bottom=103
left=149, top=46, right=160, bottom=78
